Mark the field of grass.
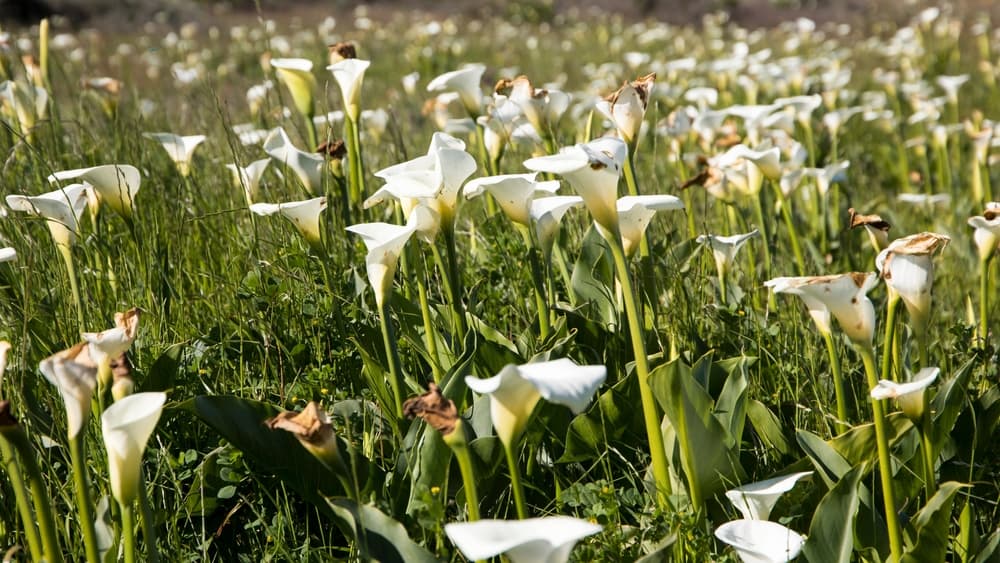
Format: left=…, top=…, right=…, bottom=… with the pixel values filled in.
left=1, top=3, right=999, bottom=561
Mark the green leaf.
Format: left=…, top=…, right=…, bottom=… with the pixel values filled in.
left=930, top=358, right=973, bottom=452
left=714, top=356, right=750, bottom=450
left=747, top=400, right=793, bottom=456
left=140, top=342, right=184, bottom=393
left=649, top=357, right=745, bottom=500
left=326, top=498, right=438, bottom=563
left=559, top=374, right=641, bottom=463
left=802, top=465, right=863, bottom=563
left=570, top=225, right=617, bottom=328
left=796, top=429, right=852, bottom=488
left=350, top=335, right=397, bottom=429
left=901, top=482, right=968, bottom=563
left=830, top=413, right=912, bottom=466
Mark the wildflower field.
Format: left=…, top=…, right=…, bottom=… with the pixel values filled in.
left=1, top=2, right=1000, bottom=561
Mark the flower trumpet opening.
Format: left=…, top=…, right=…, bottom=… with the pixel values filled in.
left=266, top=401, right=344, bottom=474
left=101, top=392, right=167, bottom=505
left=445, top=516, right=602, bottom=563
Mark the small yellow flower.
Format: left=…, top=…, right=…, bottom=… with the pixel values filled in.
left=431, top=486, right=441, bottom=495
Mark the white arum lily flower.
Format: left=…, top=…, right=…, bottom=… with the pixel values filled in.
left=698, top=230, right=760, bottom=278
left=0, top=248, right=16, bottom=262
left=804, top=160, right=850, bottom=196
left=775, top=94, right=822, bottom=126
left=524, top=136, right=627, bottom=233
left=936, top=74, right=969, bottom=105
left=715, top=520, right=805, bottom=563
left=465, top=358, right=606, bottom=447
left=327, top=58, right=370, bottom=121
left=684, top=87, right=718, bottom=110
left=48, top=164, right=142, bottom=219
left=6, top=184, right=89, bottom=248
left=505, top=75, right=572, bottom=143
left=263, top=127, right=325, bottom=195
left=897, top=193, right=950, bottom=206
left=269, top=58, right=317, bottom=119
left=144, top=133, right=206, bottom=177
left=464, top=173, right=559, bottom=226
left=39, top=343, right=97, bottom=440
left=427, top=63, right=486, bottom=117
left=713, top=144, right=782, bottom=196
left=765, top=273, right=879, bottom=345
left=617, top=195, right=685, bottom=257
left=0, top=80, right=48, bottom=133
left=530, top=196, right=584, bottom=261
left=445, top=516, right=601, bottom=563
left=595, top=73, right=655, bottom=146
left=876, top=232, right=949, bottom=336
left=82, top=308, right=140, bottom=386
left=822, top=107, right=862, bottom=138
left=725, top=472, right=813, bottom=521
left=968, top=203, right=1000, bottom=262
left=345, top=219, right=417, bottom=308
left=870, top=367, right=939, bottom=422
left=226, top=158, right=270, bottom=205
left=250, top=197, right=327, bottom=248
left=101, top=392, right=166, bottom=505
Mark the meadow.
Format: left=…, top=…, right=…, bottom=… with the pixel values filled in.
left=0, top=2, right=999, bottom=561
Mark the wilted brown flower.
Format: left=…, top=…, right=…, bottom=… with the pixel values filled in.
left=316, top=138, right=347, bottom=160
left=267, top=402, right=344, bottom=473
left=328, top=41, right=357, bottom=64
left=403, top=383, right=458, bottom=436
left=849, top=208, right=891, bottom=251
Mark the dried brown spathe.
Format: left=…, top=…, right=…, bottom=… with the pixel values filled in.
left=267, top=401, right=335, bottom=447
left=848, top=208, right=891, bottom=233
left=328, top=42, right=357, bottom=62
left=403, top=383, right=458, bottom=436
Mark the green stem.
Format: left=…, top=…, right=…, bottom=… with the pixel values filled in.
left=919, top=424, right=936, bottom=498
left=70, top=434, right=101, bottom=563
left=58, top=244, right=84, bottom=332
left=979, top=259, right=991, bottom=345
left=606, top=230, right=675, bottom=510
left=378, top=302, right=404, bottom=419
left=773, top=186, right=806, bottom=275
left=8, top=428, right=62, bottom=562
left=305, top=115, right=318, bottom=155
left=917, top=332, right=929, bottom=370
left=751, top=193, right=771, bottom=278
left=138, top=470, right=159, bottom=563
left=822, top=331, right=849, bottom=434
left=351, top=115, right=366, bottom=202
left=503, top=442, right=527, bottom=519
left=443, top=223, right=468, bottom=337
left=0, top=435, right=42, bottom=560
left=121, top=503, right=136, bottom=563
left=344, top=117, right=361, bottom=208
left=520, top=227, right=551, bottom=340
left=415, top=269, right=442, bottom=383
left=717, top=268, right=728, bottom=307
left=451, top=441, right=480, bottom=521
left=882, top=295, right=899, bottom=383
left=858, top=345, right=904, bottom=563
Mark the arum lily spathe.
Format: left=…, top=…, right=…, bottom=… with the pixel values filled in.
left=327, top=58, right=370, bottom=121
left=464, top=173, right=560, bottom=226
left=870, top=367, right=939, bottom=422
left=269, top=58, right=317, bottom=120
left=876, top=232, right=950, bottom=336
left=465, top=358, right=605, bottom=447
left=82, top=308, right=140, bottom=388
left=502, top=76, right=571, bottom=144
left=897, top=193, right=951, bottom=206
left=48, top=164, right=141, bottom=219
left=6, top=184, right=89, bottom=248
left=531, top=195, right=584, bottom=261
left=250, top=196, right=327, bottom=248
left=765, top=273, right=879, bottom=345
left=143, top=133, right=206, bottom=177
left=0, top=79, right=48, bottom=133
left=595, top=73, right=655, bottom=146
left=848, top=208, right=891, bottom=252
left=426, top=63, right=486, bottom=117
left=715, top=520, right=805, bottom=563
left=968, top=203, right=1000, bottom=262
left=101, top=392, right=166, bottom=505
left=523, top=136, right=627, bottom=233
left=39, top=343, right=97, bottom=440
left=617, top=195, right=685, bottom=257
left=725, top=472, right=812, bottom=521
left=226, top=158, right=270, bottom=205
left=445, top=516, right=601, bottom=563
left=345, top=218, right=418, bottom=308
left=267, top=402, right=344, bottom=475
left=0, top=247, right=16, bottom=262
left=263, top=127, right=325, bottom=195
left=697, top=230, right=760, bottom=278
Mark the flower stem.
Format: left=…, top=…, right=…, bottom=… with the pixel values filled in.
left=606, top=231, right=675, bottom=510
left=121, top=503, right=137, bottom=563
left=138, top=469, right=160, bottom=563
left=520, top=227, right=551, bottom=340
left=7, top=426, right=63, bottom=562
left=503, top=441, right=527, bottom=519
left=58, top=244, right=84, bottom=332
left=350, top=115, right=367, bottom=202
left=70, top=433, right=101, bottom=563
left=751, top=193, right=772, bottom=279
left=344, top=117, right=361, bottom=209
left=415, top=267, right=442, bottom=383
left=378, top=302, right=404, bottom=419
left=882, top=295, right=900, bottom=383
left=979, top=258, right=991, bottom=345
left=305, top=115, right=318, bottom=155
left=858, top=345, right=903, bottom=563
left=822, top=331, right=849, bottom=434
left=772, top=186, right=806, bottom=275
left=451, top=441, right=480, bottom=521
left=0, top=435, right=42, bottom=560
left=919, top=424, right=937, bottom=498
left=443, top=223, right=468, bottom=337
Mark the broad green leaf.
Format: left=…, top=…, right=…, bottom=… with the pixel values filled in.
left=327, top=498, right=438, bottom=563
left=901, top=481, right=968, bottom=563
left=140, top=342, right=184, bottom=393
left=714, top=357, right=750, bottom=449
left=796, top=429, right=852, bottom=488
left=570, top=225, right=617, bottom=328
left=830, top=413, right=912, bottom=466
left=559, top=374, right=641, bottom=463
left=802, top=465, right=863, bottom=563
left=349, top=335, right=397, bottom=429
left=747, top=399, right=793, bottom=456
left=930, top=358, right=973, bottom=452
left=649, top=357, right=745, bottom=500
